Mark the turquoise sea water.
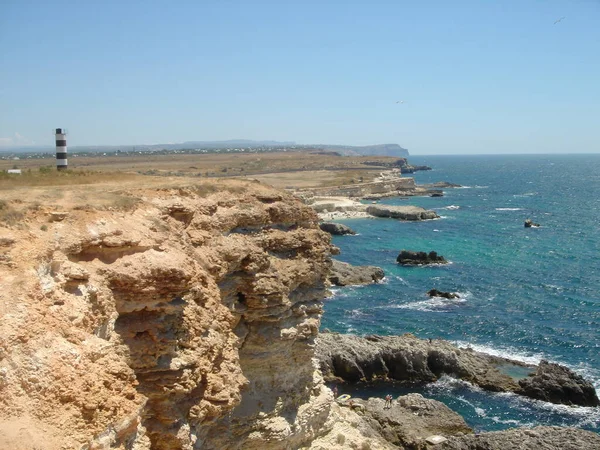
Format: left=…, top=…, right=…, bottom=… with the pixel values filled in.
left=322, top=154, right=600, bottom=432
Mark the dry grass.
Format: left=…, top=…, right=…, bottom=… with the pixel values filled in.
left=0, top=200, right=24, bottom=226
left=0, top=168, right=140, bottom=189
left=1, top=150, right=398, bottom=190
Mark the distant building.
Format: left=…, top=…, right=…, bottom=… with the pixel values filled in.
left=7, top=169, right=22, bottom=174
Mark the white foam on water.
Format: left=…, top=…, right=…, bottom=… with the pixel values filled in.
left=392, top=291, right=470, bottom=312
left=492, top=391, right=600, bottom=428
left=474, top=407, right=487, bottom=417
left=495, top=208, right=523, bottom=211
left=451, top=341, right=544, bottom=366
left=345, top=309, right=370, bottom=318
left=380, top=275, right=408, bottom=286
left=433, top=229, right=441, bottom=232
left=452, top=341, right=600, bottom=394
left=474, top=185, right=489, bottom=189
left=440, top=205, right=460, bottom=210
left=429, top=376, right=600, bottom=428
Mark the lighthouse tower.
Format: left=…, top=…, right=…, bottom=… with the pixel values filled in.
left=55, top=128, right=68, bottom=170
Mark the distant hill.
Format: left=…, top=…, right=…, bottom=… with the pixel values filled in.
left=0, top=139, right=297, bottom=154
left=0, top=139, right=409, bottom=157
left=313, top=143, right=409, bottom=157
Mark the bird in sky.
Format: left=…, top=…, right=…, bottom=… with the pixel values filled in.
left=554, top=16, right=565, bottom=25
left=396, top=100, right=405, bottom=104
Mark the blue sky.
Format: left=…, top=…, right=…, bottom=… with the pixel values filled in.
left=1, top=0, right=599, bottom=154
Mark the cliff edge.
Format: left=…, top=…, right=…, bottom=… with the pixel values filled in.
left=0, top=180, right=357, bottom=449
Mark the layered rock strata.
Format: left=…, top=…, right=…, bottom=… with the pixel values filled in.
left=316, top=333, right=599, bottom=407
left=0, top=181, right=342, bottom=449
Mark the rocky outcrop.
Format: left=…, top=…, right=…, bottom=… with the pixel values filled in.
left=362, top=159, right=432, bottom=174
left=427, top=289, right=459, bottom=299
left=442, top=426, right=600, bottom=450
left=366, top=205, right=439, bottom=221
left=355, top=394, right=471, bottom=449
left=319, top=222, right=356, bottom=235
left=315, top=333, right=599, bottom=407
left=0, top=181, right=344, bottom=450
left=525, top=218, right=541, bottom=228
left=329, top=260, right=385, bottom=286
left=517, top=360, right=600, bottom=407
left=397, top=250, right=447, bottom=265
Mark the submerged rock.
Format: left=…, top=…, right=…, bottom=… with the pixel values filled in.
left=427, top=289, right=459, bottom=299
left=329, top=259, right=384, bottom=286
left=517, top=360, right=600, bottom=407
left=319, top=222, right=356, bottom=235
left=524, top=218, right=540, bottom=228
left=366, top=205, right=439, bottom=221
left=397, top=250, right=447, bottom=265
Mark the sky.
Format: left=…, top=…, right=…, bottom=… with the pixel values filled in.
left=1, top=0, right=599, bottom=154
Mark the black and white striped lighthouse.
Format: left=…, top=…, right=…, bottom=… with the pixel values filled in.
left=55, top=128, right=68, bottom=170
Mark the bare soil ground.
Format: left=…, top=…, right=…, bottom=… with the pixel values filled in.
left=0, top=150, right=395, bottom=191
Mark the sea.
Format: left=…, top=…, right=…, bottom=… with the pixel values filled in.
left=321, top=154, right=600, bottom=433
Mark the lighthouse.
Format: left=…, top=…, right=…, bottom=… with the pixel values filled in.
left=55, top=128, right=68, bottom=170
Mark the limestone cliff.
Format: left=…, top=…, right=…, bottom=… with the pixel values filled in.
left=0, top=181, right=348, bottom=449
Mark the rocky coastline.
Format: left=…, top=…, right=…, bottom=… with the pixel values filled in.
left=316, top=332, right=599, bottom=407
left=1, top=178, right=598, bottom=449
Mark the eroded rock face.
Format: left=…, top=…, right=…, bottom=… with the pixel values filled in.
left=329, top=260, right=385, bottom=286
left=0, top=181, right=336, bottom=449
left=517, top=360, right=600, bottom=407
left=315, top=333, right=598, bottom=407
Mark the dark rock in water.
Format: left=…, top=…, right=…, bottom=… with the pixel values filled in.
left=329, top=259, right=384, bottom=286
left=443, top=426, right=600, bottom=450
left=319, top=222, right=357, bottom=235
left=524, top=218, right=540, bottom=228
left=397, top=250, right=447, bottom=265
left=316, top=332, right=523, bottom=389
left=429, top=191, right=444, bottom=197
left=427, top=289, right=459, bottom=299
left=316, top=333, right=598, bottom=407
left=366, top=205, right=439, bottom=221
left=355, top=394, right=471, bottom=448
left=517, top=360, right=600, bottom=407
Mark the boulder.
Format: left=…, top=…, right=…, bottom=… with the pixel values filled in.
left=319, top=222, right=356, bottom=235
left=366, top=205, right=439, bottom=221
left=427, top=289, right=459, bottom=299
left=397, top=250, right=447, bottom=265
left=354, top=395, right=471, bottom=448
left=517, top=360, right=600, bottom=407
left=329, top=260, right=384, bottom=286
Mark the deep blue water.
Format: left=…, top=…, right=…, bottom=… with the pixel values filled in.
left=322, top=154, right=600, bottom=432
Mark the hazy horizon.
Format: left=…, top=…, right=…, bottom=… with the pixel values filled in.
left=1, top=1, right=599, bottom=154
